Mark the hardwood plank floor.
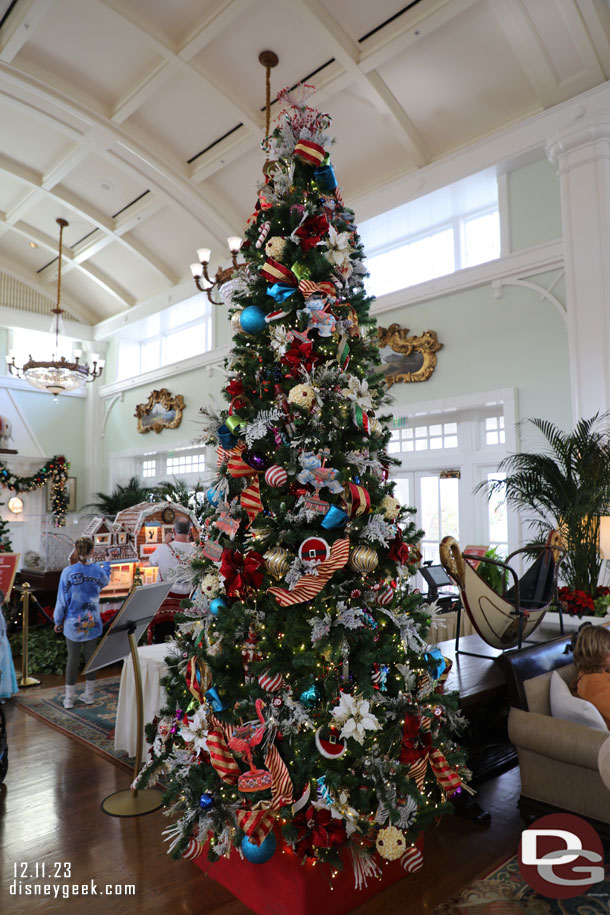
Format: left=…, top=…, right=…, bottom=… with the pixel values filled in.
left=0, top=680, right=527, bottom=915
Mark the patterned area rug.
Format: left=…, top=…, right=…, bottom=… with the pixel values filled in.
left=16, top=676, right=133, bottom=772
left=434, top=853, right=610, bottom=913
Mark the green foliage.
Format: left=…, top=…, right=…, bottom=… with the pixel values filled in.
left=476, top=548, right=508, bottom=594
left=9, top=625, right=67, bottom=675
left=84, top=476, right=161, bottom=515
left=479, top=414, right=610, bottom=595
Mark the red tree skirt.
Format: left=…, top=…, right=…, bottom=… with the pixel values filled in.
left=194, top=835, right=424, bottom=915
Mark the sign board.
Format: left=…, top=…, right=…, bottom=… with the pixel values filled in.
left=0, top=552, right=20, bottom=601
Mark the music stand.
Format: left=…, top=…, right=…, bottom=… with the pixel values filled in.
left=84, top=580, right=173, bottom=817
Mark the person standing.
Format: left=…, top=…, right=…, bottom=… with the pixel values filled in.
left=54, top=537, right=110, bottom=709
left=147, top=517, right=195, bottom=595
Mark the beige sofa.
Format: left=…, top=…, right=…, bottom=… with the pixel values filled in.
left=500, top=635, right=610, bottom=834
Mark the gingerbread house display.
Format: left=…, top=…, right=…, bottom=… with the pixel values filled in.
left=82, top=516, right=138, bottom=563
left=113, top=501, right=200, bottom=562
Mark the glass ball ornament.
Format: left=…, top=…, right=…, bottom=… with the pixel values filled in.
left=230, top=310, right=243, bottom=332
left=199, top=793, right=214, bottom=810
left=209, top=597, right=227, bottom=617
left=349, top=544, right=379, bottom=574
left=241, top=831, right=277, bottom=864
left=299, top=681, right=324, bottom=708
left=239, top=305, right=267, bottom=335
left=244, top=450, right=269, bottom=471
left=264, top=546, right=291, bottom=581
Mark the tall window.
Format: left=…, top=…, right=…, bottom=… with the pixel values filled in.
left=116, top=293, right=212, bottom=381
left=359, top=168, right=500, bottom=298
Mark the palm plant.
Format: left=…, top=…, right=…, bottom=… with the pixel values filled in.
left=84, top=476, right=161, bottom=515
left=155, top=477, right=206, bottom=522
left=480, top=414, right=610, bottom=595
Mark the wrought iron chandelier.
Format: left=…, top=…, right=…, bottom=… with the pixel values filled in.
left=190, top=51, right=279, bottom=307
left=6, top=218, right=104, bottom=398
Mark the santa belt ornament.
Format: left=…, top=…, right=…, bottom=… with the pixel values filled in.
left=267, top=538, right=350, bottom=607
left=260, top=257, right=297, bottom=286
left=293, top=139, right=326, bottom=166
left=342, top=482, right=371, bottom=517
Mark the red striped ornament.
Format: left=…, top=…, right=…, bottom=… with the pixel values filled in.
left=258, top=669, right=284, bottom=693
left=298, top=278, right=336, bottom=299
left=342, top=482, right=371, bottom=517
left=376, top=583, right=395, bottom=606
left=429, top=747, right=462, bottom=793
left=293, top=139, right=326, bottom=166
left=207, top=727, right=240, bottom=785
left=265, top=742, right=293, bottom=808
left=264, top=465, right=287, bottom=488
left=401, top=845, right=424, bottom=874
left=241, top=475, right=263, bottom=525
left=182, top=838, right=205, bottom=861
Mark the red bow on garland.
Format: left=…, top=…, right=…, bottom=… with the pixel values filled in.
left=220, top=548, right=265, bottom=597
left=293, top=213, right=329, bottom=252
left=281, top=338, right=321, bottom=374
left=399, top=713, right=432, bottom=765
left=388, top=530, right=421, bottom=568
left=292, top=805, right=347, bottom=859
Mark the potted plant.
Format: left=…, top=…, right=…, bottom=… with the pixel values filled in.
left=480, top=414, right=610, bottom=614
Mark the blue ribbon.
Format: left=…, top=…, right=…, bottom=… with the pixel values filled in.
left=267, top=282, right=296, bottom=303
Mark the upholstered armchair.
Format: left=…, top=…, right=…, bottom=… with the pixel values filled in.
left=499, top=634, right=610, bottom=836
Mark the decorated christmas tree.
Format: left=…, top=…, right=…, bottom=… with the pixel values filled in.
left=138, top=87, right=468, bottom=883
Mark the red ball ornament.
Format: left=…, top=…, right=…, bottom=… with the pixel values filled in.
left=264, top=465, right=288, bottom=488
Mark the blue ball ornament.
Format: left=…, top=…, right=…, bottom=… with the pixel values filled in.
left=423, top=648, right=446, bottom=680
left=209, top=597, right=227, bottom=617
left=206, top=485, right=220, bottom=506
left=239, top=305, right=267, bottom=335
left=299, top=682, right=324, bottom=708
left=199, top=793, right=214, bottom=810
left=241, top=831, right=277, bottom=864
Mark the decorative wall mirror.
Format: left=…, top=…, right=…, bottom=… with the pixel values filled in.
left=377, top=324, right=443, bottom=385
left=135, top=388, right=185, bottom=434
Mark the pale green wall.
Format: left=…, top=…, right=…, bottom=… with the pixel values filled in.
left=10, top=389, right=86, bottom=502
left=380, top=274, right=571, bottom=433
left=508, top=159, right=562, bottom=251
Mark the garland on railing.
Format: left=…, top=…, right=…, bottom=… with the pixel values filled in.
left=0, top=455, right=70, bottom=527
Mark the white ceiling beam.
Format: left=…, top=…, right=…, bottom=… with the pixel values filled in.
left=290, top=0, right=430, bottom=165
left=0, top=0, right=55, bottom=63
left=577, top=0, right=610, bottom=77
left=178, top=0, right=256, bottom=60
left=0, top=257, right=97, bottom=325
left=93, top=0, right=262, bottom=133
left=558, top=0, right=606, bottom=85
left=487, top=0, right=561, bottom=107
left=359, top=0, right=480, bottom=72
left=41, top=143, right=92, bottom=189
left=111, top=60, right=175, bottom=125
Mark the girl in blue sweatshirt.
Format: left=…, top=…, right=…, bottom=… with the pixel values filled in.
left=54, top=537, right=109, bottom=708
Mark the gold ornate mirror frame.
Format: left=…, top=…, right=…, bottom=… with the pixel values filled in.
left=377, top=324, right=443, bottom=386
left=135, top=388, right=185, bottom=434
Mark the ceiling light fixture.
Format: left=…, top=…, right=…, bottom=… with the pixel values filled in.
left=190, top=50, right=279, bottom=307
left=6, top=218, right=104, bottom=399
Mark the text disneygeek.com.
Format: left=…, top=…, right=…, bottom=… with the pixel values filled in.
left=9, top=863, right=135, bottom=898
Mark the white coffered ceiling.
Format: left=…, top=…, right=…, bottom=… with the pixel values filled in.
left=0, top=0, right=609, bottom=326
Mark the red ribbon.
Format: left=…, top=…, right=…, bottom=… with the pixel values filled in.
left=292, top=805, right=347, bottom=859
left=388, top=530, right=421, bottom=567
left=294, top=213, right=329, bottom=251
left=399, top=713, right=431, bottom=765
left=280, top=338, right=320, bottom=373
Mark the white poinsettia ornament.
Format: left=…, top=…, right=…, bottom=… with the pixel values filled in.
left=330, top=692, right=380, bottom=744
left=179, top=705, right=210, bottom=756
left=325, top=224, right=352, bottom=271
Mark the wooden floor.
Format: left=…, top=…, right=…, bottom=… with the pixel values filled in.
left=1, top=673, right=527, bottom=915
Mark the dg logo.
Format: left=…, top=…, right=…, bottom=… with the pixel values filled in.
left=519, top=813, right=605, bottom=899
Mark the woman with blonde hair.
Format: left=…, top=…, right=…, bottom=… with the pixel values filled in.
left=572, top=623, right=610, bottom=728
left=53, top=537, right=110, bottom=709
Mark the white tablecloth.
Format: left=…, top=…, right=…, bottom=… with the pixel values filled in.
left=114, top=643, right=169, bottom=756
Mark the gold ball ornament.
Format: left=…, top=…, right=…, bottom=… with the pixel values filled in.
left=349, top=544, right=379, bottom=574
left=264, top=546, right=291, bottom=581
left=231, top=310, right=243, bottom=332
left=375, top=826, right=407, bottom=861
left=381, top=495, right=401, bottom=520
left=265, top=236, right=287, bottom=260
left=288, top=383, right=316, bottom=411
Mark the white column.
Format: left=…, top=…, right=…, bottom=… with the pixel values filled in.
left=82, top=342, right=107, bottom=507
left=547, top=115, right=610, bottom=422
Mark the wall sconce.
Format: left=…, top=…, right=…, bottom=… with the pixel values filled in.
left=8, top=496, right=23, bottom=514
left=190, top=237, right=244, bottom=306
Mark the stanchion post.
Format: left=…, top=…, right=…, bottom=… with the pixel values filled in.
left=18, top=582, right=40, bottom=688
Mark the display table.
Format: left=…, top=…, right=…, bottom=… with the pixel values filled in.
left=114, top=643, right=169, bottom=756
left=427, top=609, right=475, bottom=643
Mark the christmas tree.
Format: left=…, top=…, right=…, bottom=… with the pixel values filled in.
left=0, top=505, right=12, bottom=553
left=138, top=87, right=468, bottom=880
